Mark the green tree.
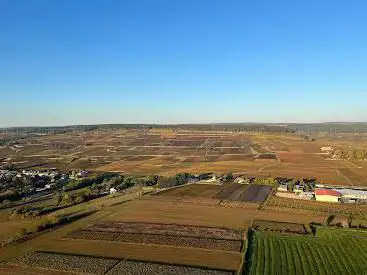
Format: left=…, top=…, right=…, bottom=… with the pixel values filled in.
left=347, top=150, right=354, bottom=160
left=355, top=150, right=366, bottom=160
left=55, top=192, right=62, bottom=205
left=325, top=215, right=335, bottom=226
left=224, top=173, right=234, bottom=182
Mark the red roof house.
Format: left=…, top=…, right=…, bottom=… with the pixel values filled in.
left=315, top=188, right=341, bottom=197
left=315, top=188, right=341, bottom=202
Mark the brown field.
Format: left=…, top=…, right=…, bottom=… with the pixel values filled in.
left=155, top=183, right=271, bottom=206
left=11, top=251, right=235, bottom=275
left=0, top=187, right=339, bottom=274
left=36, top=240, right=241, bottom=271
left=3, top=129, right=367, bottom=185
left=252, top=219, right=307, bottom=234
left=0, top=265, right=73, bottom=275
left=107, top=260, right=233, bottom=275
left=338, top=167, right=367, bottom=186
left=154, top=184, right=222, bottom=198
left=83, top=221, right=244, bottom=240
left=66, top=230, right=242, bottom=252
left=265, top=194, right=367, bottom=220
left=2, top=129, right=367, bottom=273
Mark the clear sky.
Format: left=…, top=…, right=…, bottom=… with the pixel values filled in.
left=0, top=0, right=366, bottom=127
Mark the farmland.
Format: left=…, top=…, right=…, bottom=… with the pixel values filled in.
left=154, top=183, right=272, bottom=206
left=265, top=194, right=367, bottom=220
left=1, top=126, right=367, bottom=274
left=2, top=127, right=367, bottom=186
left=13, top=252, right=233, bottom=275
left=0, top=184, right=361, bottom=275
left=66, top=221, right=244, bottom=252
left=2, top=128, right=367, bottom=185
left=252, top=220, right=307, bottom=234
left=246, top=228, right=367, bottom=275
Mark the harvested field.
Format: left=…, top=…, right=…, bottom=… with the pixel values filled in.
left=257, top=153, right=277, bottom=160
left=219, top=201, right=260, bottom=209
left=214, top=184, right=244, bottom=200
left=0, top=265, right=73, bottom=275
left=252, top=220, right=307, bottom=234
left=13, top=252, right=119, bottom=274
left=265, top=195, right=367, bottom=218
left=84, top=222, right=244, bottom=240
left=37, top=239, right=242, bottom=271
left=178, top=197, right=221, bottom=206
left=239, top=184, right=272, bottom=203
left=124, top=156, right=156, bottom=161
left=114, top=233, right=242, bottom=252
left=182, top=156, right=201, bottom=162
left=154, top=184, right=221, bottom=198
left=217, top=155, right=254, bottom=161
left=100, top=199, right=254, bottom=229
left=338, top=168, right=367, bottom=186
left=107, top=260, right=233, bottom=275
left=66, top=230, right=120, bottom=241
left=154, top=183, right=269, bottom=205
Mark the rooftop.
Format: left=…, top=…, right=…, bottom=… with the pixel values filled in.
left=315, top=188, right=341, bottom=197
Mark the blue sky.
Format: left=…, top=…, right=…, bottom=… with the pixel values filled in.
left=0, top=0, right=366, bottom=126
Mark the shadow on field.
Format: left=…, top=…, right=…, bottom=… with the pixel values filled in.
left=243, top=229, right=255, bottom=275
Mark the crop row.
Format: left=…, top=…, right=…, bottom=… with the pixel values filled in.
left=67, top=230, right=120, bottom=241
left=86, top=222, right=244, bottom=240
left=13, top=252, right=234, bottom=275
left=107, top=260, right=233, bottom=275
left=13, top=251, right=119, bottom=274
left=266, top=196, right=365, bottom=215
left=248, top=229, right=367, bottom=275
left=252, top=220, right=307, bottom=235
left=214, top=184, right=244, bottom=200
left=66, top=230, right=242, bottom=252
left=114, top=232, right=242, bottom=251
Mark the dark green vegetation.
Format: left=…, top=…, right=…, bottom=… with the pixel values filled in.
left=245, top=228, right=367, bottom=275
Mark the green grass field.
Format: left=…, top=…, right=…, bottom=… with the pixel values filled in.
left=246, top=228, right=367, bottom=275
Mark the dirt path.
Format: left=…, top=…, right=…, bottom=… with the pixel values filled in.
left=258, top=153, right=281, bottom=172
left=336, top=169, right=353, bottom=186
left=344, top=159, right=362, bottom=169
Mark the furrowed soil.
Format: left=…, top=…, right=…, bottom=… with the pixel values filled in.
left=37, top=239, right=241, bottom=271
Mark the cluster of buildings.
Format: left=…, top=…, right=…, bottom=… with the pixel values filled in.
left=277, top=180, right=367, bottom=203
left=315, top=188, right=367, bottom=203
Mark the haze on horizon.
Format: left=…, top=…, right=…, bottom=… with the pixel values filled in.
left=1, top=0, right=366, bottom=127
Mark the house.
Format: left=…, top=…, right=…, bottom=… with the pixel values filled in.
left=234, top=177, right=249, bottom=184
left=320, top=146, right=334, bottom=152
left=298, top=191, right=314, bottom=200
left=277, top=184, right=288, bottom=192
left=294, top=185, right=303, bottom=194
left=315, top=188, right=341, bottom=202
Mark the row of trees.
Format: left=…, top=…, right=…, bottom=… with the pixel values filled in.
left=157, top=173, right=192, bottom=188
left=332, top=149, right=366, bottom=160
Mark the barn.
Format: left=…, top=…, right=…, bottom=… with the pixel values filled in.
left=315, top=188, right=341, bottom=203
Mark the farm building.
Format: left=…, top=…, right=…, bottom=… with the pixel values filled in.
left=277, top=184, right=288, bottom=192
left=234, top=177, right=249, bottom=184
left=336, top=189, right=367, bottom=201
left=297, top=191, right=314, bottom=200
left=320, top=146, right=334, bottom=152
left=315, top=188, right=341, bottom=202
